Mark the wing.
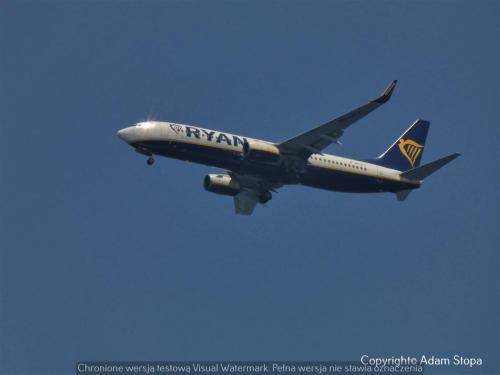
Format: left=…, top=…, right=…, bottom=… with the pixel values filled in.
left=234, top=190, right=260, bottom=215
left=278, top=80, right=397, bottom=158
left=229, top=171, right=283, bottom=215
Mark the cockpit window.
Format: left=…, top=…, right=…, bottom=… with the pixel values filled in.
left=136, top=122, right=154, bottom=128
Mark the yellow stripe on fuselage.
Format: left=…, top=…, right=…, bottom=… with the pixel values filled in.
left=136, top=134, right=417, bottom=186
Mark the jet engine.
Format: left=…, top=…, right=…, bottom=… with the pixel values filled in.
left=242, top=141, right=281, bottom=163
left=203, top=174, right=241, bottom=196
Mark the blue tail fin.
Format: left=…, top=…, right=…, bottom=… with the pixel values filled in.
left=373, top=119, right=430, bottom=171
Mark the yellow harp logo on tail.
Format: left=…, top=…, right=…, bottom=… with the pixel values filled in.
left=398, top=139, right=423, bottom=167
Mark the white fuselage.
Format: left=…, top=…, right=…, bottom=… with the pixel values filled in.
left=117, top=121, right=409, bottom=186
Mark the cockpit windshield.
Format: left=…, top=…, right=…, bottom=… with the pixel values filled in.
left=136, top=122, right=154, bottom=128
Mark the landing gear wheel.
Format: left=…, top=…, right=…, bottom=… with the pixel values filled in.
left=147, top=157, right=155, bottom=165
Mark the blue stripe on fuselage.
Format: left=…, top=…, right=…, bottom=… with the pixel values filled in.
left=131, top=140, right=417, bottom=193
left=301, top=164, right=407, bottom=193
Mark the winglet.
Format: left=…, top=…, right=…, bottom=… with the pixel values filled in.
left=374, top=80, right=398, bottom=104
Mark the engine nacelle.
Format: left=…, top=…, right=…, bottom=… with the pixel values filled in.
left=203, top=174, right=241, bottom=196
left=242, top=141, right=281, bottom=163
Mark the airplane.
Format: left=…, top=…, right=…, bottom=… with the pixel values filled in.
left=117, top=80, right=460, bottom=215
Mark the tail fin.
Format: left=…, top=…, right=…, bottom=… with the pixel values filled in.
left=400, top=153, right=461, bottom=181
left=375, top=119, right=430, bottom=171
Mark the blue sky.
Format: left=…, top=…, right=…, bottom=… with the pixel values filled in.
left=0, top=1, right=498, bottom=374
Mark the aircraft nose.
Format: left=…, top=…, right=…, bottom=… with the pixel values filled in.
left=117, top=127, right=134, bottom=143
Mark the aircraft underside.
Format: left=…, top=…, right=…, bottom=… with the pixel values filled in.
left=132, top=140, right=413, bottom=194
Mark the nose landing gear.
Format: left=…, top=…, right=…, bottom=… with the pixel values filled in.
left=134, top=148, right=154, bottom=165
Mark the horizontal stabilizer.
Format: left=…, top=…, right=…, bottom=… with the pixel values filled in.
left=401, top=153, right=461, bottom=181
